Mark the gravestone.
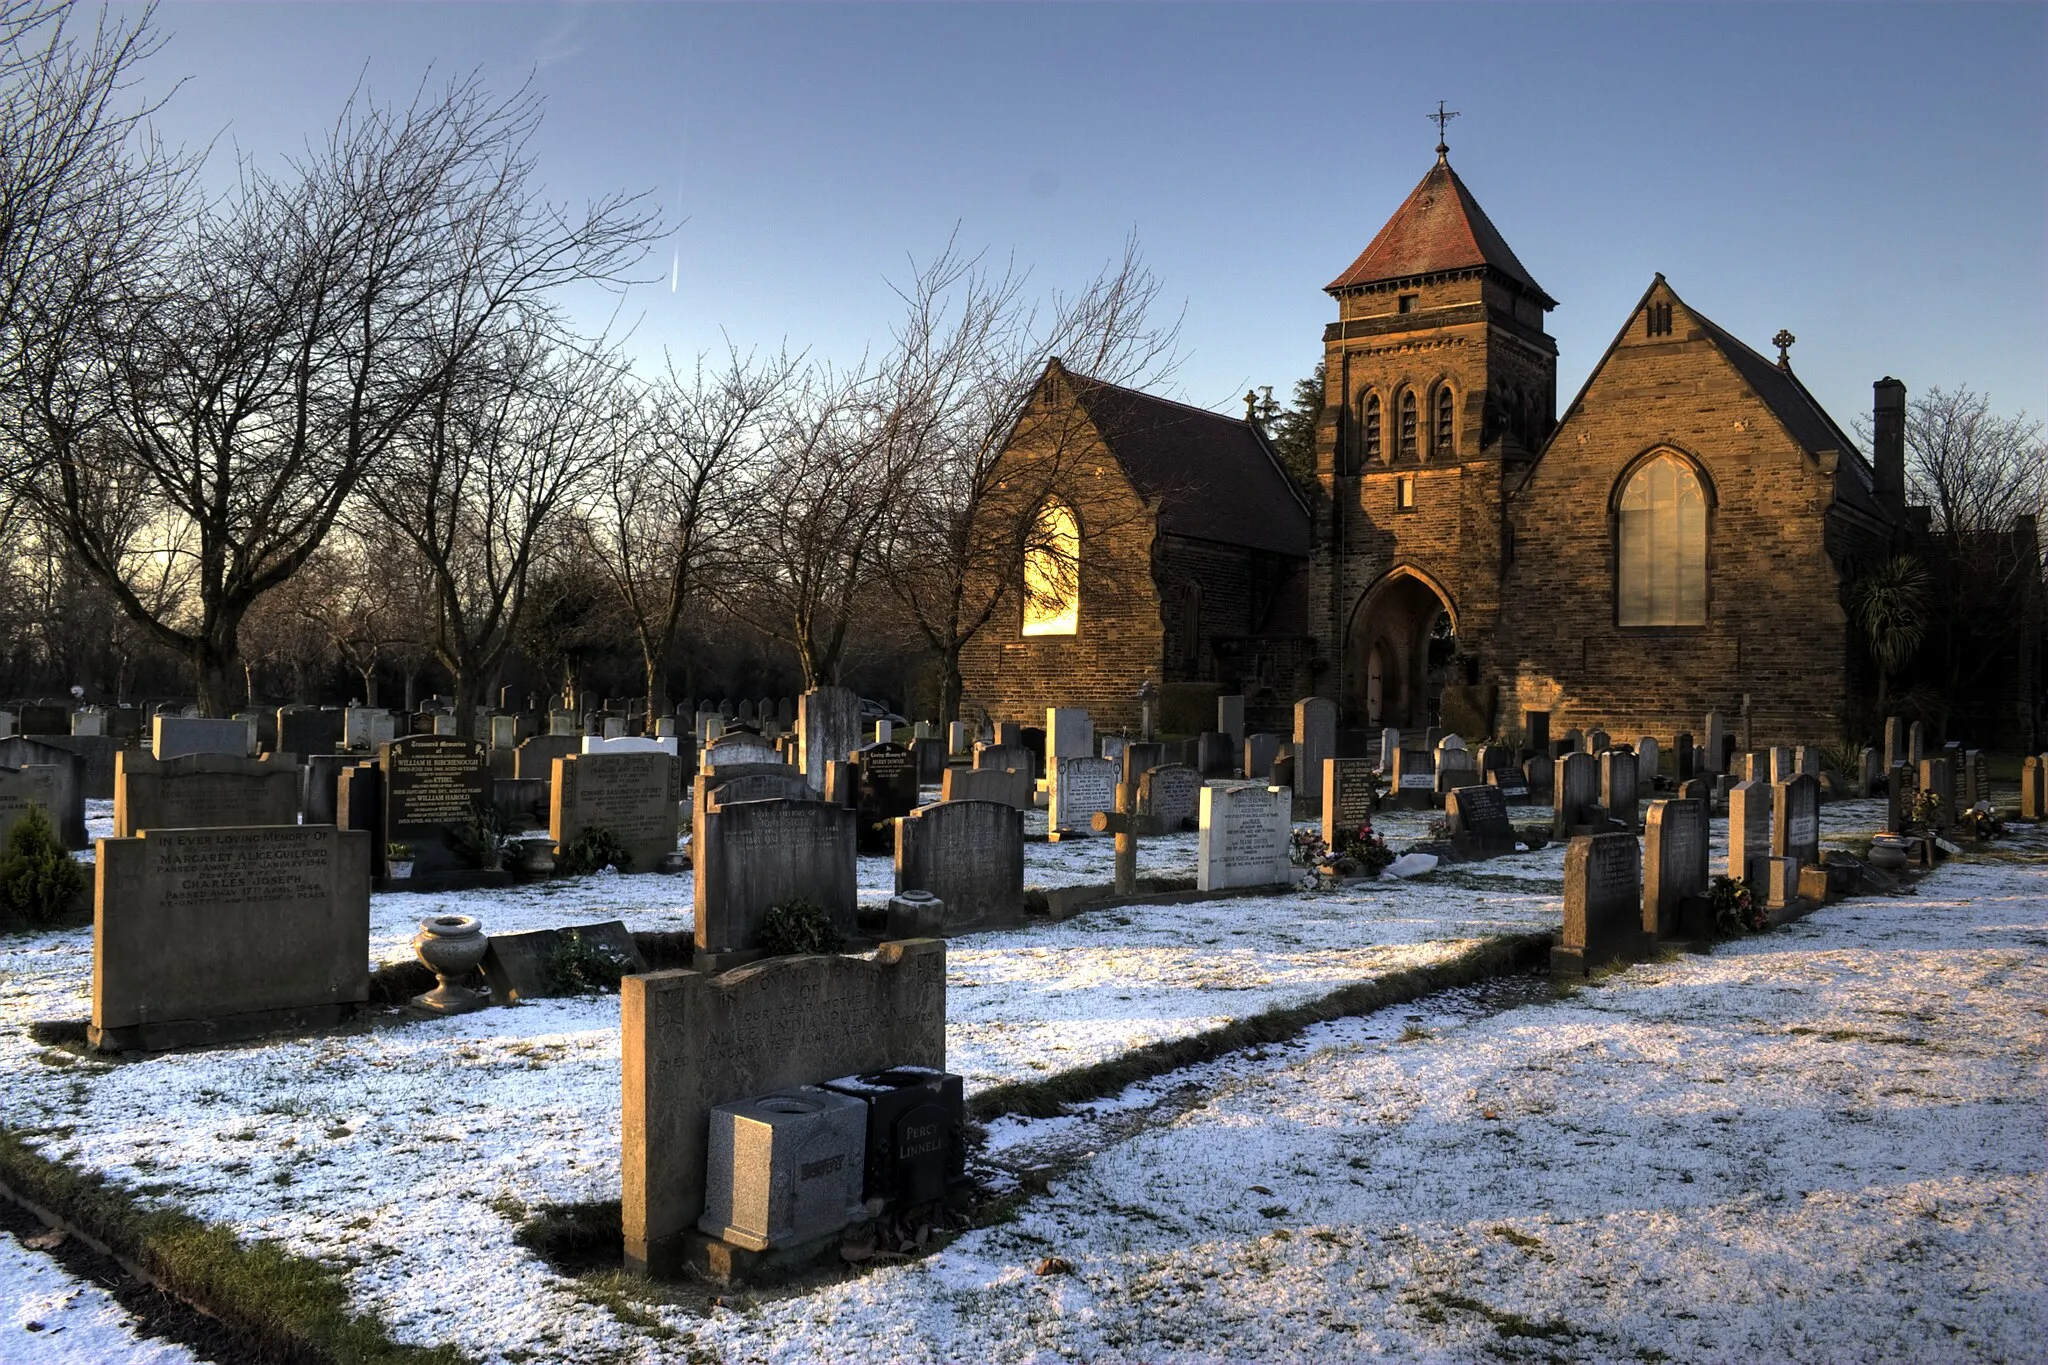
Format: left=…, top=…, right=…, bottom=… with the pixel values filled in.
left=585, top=735, right=680, bottom=757
left=69, top=710, right=103, bottom=738
left=895, top=799, right=1024, bottom=928
left=1196, top=783, right=1291, bottom=891
left=1728, top=780, right=1771, bottom=885
left=698, top=1087, right=867, bottom=1253
left=1795, top=745, right=1820, bottom=779
left=1886, top=762, right=1911, bottom=834
left=1446, top=784, right=1515, bottom=859
left=1049, top=755, right=1117, bottom=838
left=1487, top=764, right=1532, bottom=804
left=620, top=940, right=946, bottom=1276
left=1098, top=735, right=1128, bottom=767
left=480, top=921, right=648, bottom=1004
left=1244, top=733, right=1284, bottom=783
left=1860, top=746, right=1882, bottom=797
left=1675, top=733, right=1695, bottom=781
left=1521, top=709, right=1550, bottom=756
left=1020, top=727, right=1047, bottom=777
left=0, top=739, right=86, bottom=849
left=0, top=765, right=62, bottom=850
left=993, top=721, right=1023, bottom=748
left=1270, top=752, right=1294, bottom=792
left=345, top=707, right=397, bottom=750
left=1556, top=728, right=1582, bottom=760
left=1434, top=745, right=1479, bottom=799
left=1883, top=715, right=1905, bottom=767
left=18, top=703, right=66, bottom=736
left=113, top=751, right=298, bottom=837
left=1293, top=698, right=1336, bottom=815
left=940, top=766, right=1030, bottom=810
left=1195, top=731, right=1234, bottom=779
left=1772, top=773, right=1821, bottom=869
left=1119, top=741, right=1168, bottom=788
left=1635, top=737, right=1660, bottom=796
left=910, top=736, right=945, bottom=785
left=852, top=742, right=919, bottom=850
left=1585, top=729, right=1610, bottom=755
left=1643, top=797, right=1709, bottom=938
left=947, top=721, right=972, bottom=756
left=1600, top=749, right=1639, bottom=832
left=0, top=711, right=13, bottom=739
left=705, top=732, right=779, bottom=767
left=2023, top=756, right=2045, bottom=822
left=91, top=825, right=371, bottom=1051
left=1702, top=711, right=1727, bottom=775
left=694, top=798, right=858, bottom=957
left=1378, top=727, right=1400, bottom=773
left=515, top=734, right=581, bottom=781
left=381, top=736, right=490, bottom=876
left=798, top=687, right=862, bottom=794
left=1555, top=831, right=1641, bottom=976
left=973, top=743, right=1029, bottom=774
left=553, top=751, right=680, bottom=872
left=1522, top=753, right=1554, bottom=797
left=1768, top=746, right=1793, bottom=785
left=1919, top=756, right=1955, bottom=828
left=1046, top=708, right=1093, bottom=763
left=1217, top=694, right=1246, bottom=747
left=336, top=763, right=384, bottom=877
left=1390, top=748, right=1435, bottom=809
left=278, top=707, right=344, bottom=757
left=1907, top=721, right=1927, bottom=766
left=1963, top=750, right=1989, bottom=810
left=1321, top=757, right=1376, bottom=846
left=1553, top=751, right=1601, bottom=838
left=152, top=715, right=253, bottom=761
left=1136, top=762, right=1202, bottom=832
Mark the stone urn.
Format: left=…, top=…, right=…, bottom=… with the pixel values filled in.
left=1867, top=835, right=1911, bottom=871
left=411, top=914, right=488, bottom=1015
left=514, top=837, right=555, bottom=878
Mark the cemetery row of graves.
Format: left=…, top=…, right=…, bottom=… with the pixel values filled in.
left=0, top=683, right=2037, bottom=1361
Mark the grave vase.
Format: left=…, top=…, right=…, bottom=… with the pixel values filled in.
left=412, top=914, right=488, bottom=1014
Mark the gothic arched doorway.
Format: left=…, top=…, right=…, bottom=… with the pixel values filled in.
left=1344, top=569, right=1456, bottom=730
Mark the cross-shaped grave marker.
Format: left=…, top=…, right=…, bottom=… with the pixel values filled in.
left=1090, top=780, right=1139, bottom=896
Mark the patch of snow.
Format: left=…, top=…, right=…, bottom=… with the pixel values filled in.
left=0, top=1230, right=200, bottom=1364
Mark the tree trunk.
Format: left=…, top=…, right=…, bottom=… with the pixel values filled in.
left=450, top=671, right=488, bottom=741
left=642, top=653, right=667, bottom=736
left=359, top=667, right=379, bottom=708
left=939, top=648, right=964, bottom=725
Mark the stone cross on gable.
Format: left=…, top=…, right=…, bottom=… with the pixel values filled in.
left=1090, top=779, right=1140, bottom=896
left=1773, top=329, right=1796, bottom=368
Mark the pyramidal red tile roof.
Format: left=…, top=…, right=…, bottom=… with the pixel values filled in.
left=1327, top=155, right=1554, bottom=306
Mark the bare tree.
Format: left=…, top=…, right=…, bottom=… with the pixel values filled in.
left=871, top=233, right=1181, bottom=720
left=1900, top=385, right=2046, bottom=708
left=10, top=74, right=660, bottom=714
left=583, top=345, right=793, bottom=730
left=726, top=362, right=907, bottom=689
left=361, top=330, right=621, bottom=736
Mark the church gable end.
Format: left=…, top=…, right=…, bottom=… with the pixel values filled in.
left=1494, top=276, right=1857, bottom=741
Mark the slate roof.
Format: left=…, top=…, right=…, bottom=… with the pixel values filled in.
left=1687, top=304, right=1888, bottom=520
left=1327, top=155, right=1555, bottom=306
left=1055, top=364, right=1311, bottom=559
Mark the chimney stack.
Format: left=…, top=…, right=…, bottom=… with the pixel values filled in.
left=1872, top=377, right=1906, bottom=505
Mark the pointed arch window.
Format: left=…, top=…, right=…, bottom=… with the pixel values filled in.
left=1362, top=393, right=1382, bottom=462
left=1617, top=453, right=1707, bottom=627
left=1021, top=499, right=1080, bottom=636
left=1433, top=386, right=1455, bottom=458
left=1398, top=391, right=1418, bottom=460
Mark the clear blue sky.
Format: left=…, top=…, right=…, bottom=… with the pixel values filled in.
left=125, top=1, right=2046, bottom=432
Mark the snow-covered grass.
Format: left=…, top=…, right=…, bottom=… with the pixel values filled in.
left=7, top=790, right=2026, bottom=1364
left=0, top=1227, right=200, bottom=1364
left=677, top=836, right=2048, bottom=1364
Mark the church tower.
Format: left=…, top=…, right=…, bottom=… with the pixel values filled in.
left=1311, top=133, right=1558, bottom=732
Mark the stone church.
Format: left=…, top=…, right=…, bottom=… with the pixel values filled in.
left=959, top=143, right=1926, bottom=744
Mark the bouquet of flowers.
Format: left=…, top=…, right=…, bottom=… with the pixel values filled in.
left=1333, top=821, right=1397, bottom=874
left=1709, top=874, right=1765, bottom=936
left=1289, top=828, right=1329, bottom=867
left=1957, top=804, right=2003, bottom=841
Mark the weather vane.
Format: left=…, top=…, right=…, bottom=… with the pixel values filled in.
left=1430, top=100, right=1460, bottom=155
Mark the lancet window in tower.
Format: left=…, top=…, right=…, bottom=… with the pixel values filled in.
left=1363, top=393, right=1382, bottom=462
left=1434, top=387, right=1454, bottom=457
left=1398, top=391, right=1418, bottom=460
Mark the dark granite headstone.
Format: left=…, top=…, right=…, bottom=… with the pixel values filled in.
left=1446, top=784, right=1515, bottom=859
left=381, top=736, right=489, bottom=875
left=1557, top=831, right=1641, bottom=975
